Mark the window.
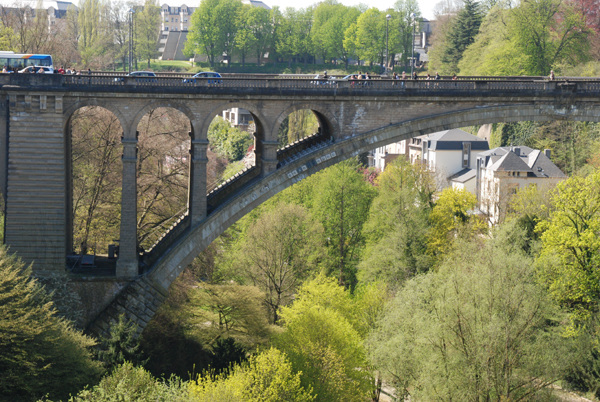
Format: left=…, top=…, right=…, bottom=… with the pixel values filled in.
left=462, top=142, right=471, bottom=168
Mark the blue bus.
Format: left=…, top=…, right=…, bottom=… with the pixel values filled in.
left=0, top=52, right=53, bottom=72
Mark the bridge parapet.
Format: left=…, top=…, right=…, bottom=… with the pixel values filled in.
left=141, top=213, right=190, bottom=272
left=206, top=166, right=261, bottom=215
left=277, top=132, right=334, bottom=168
left=2, top=73, right=599, bottom=97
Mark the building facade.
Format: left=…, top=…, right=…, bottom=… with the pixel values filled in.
left=476, top=146, right=566, bottom=225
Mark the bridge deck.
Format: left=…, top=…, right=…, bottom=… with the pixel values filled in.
left=1, top=73, right=596, bottom=97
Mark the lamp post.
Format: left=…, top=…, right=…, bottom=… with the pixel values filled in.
left=385, top=14, right=391, bottom=75
left=128, top=8, right=134, bottom=73
left=410, top=12, right=416, bottom=77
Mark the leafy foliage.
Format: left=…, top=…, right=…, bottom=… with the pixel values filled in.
left=0, top=247, right=102, bottom=401
left=426, top=187, right=485, bottom=260
left=360, top=157, right=435, bottom=288
left=190, top=348, right=314, bottom=401
left=311, top=159, right=376, bottom=288
left=97, top=314, right=146, bottom=371
left=275, top=276, right=375, bottom=401
left=368, top=234, right=573, bottom=400
left=441, top=0, right=483, bottom=72
left=184, top=0, right=242, bottom=67
left=236, top=203, right=325, bottom=323
left=72, top=361, right=189, bottom=401
left=536, top=170, right=600, bottom=330
left=186, top=283, right=275, bottom=350
left=207, top=116, right=253, bottom=162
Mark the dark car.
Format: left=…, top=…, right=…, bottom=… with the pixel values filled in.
left=183, top=71, right=222, bottom=84
left=114, top=71, right=157, bottom=83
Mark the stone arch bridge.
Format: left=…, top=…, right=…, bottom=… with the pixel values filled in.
left=0, top=73, right=596, bottom=336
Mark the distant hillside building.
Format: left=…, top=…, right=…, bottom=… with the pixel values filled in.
left=159, top=0, right=270, bottom=61
left=158, top=4, right=195, bottom=61
left=0, top=0, right=74, bottom=30
left=476, top=146, right=566, bottom=225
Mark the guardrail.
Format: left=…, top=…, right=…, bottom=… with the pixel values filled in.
left=0, top=73, right=598, bottom=94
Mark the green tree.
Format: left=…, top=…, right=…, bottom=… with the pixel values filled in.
left=458, top=7, right=525, bottom=75
left=426, top=186, right=485, bottom=260
left=353, top=8, right=387, bottom=67
left=190, top=348, right=314, bottom=401
left=234, top=4, right=257, bottom=66
left=97, top=314, right=146, bottom=371
left=442, top=0, right=483, bottom=72
left=247, top=5, right=273, bottom=66
left=276, top=7, right=314, bottom=67
left=73, top=361, right=190, bottom=401
left=536, top=170, right=600, bottom=330
left=312, top=159, right=376, bottom=288
left=390, top=0, right=421, bottom=70
left=77, top=0, right=102, bottom=66
left=207, top=116, right=253, bottom=162
left=311, top=2, right=360, bottom=68
left=275, top=276, right=375, bottom=401
left=237, top=203, right=325, bottom=323
left=0, top=247, right=102, bottom=401
left=510, top=0, right=589, bottom=75
left=185, top=0, right=242, bottom=67
left=359, top=158, right=435, bottom=288
left=135, top=0, right=161, bottom=68
left=187, top=283, right=274, bottom=350
left=368, top=234, right=574, bottom=400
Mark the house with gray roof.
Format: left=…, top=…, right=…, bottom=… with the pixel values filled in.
left=476, top=146, right=567, bottom=224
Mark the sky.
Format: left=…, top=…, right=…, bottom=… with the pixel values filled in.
left=260, top=0, right=439, bottom=20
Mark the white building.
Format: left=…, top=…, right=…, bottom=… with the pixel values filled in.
left=372, top=129, right=489, bottom=191
left=476, top=146, right=566, bottom=225
left=222, top=107, right=255, bottom=132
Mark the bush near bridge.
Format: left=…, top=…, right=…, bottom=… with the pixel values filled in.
left=0, top=246, right=102, bottom=401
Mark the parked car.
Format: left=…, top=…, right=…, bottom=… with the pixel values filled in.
left=183, top=71, right=222, bottom=84
left=311, top=73, right=337, bottom=85
left=18, top=65, right=54, bottom=74
left=114, top=71, right=157, bottom=82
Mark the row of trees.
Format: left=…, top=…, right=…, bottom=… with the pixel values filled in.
left=0, top=0, right=422, bottom=71
left=185, top=0, right=421, bottom=69
left=0, top=0, right=160, bottom=70
left=429, top=0, right=592, bottom=76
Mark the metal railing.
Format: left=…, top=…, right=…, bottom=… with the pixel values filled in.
left=1, top=73, right=599, bottom=95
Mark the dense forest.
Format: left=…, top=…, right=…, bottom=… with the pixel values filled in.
left=5, top=0, right=600, bottom=399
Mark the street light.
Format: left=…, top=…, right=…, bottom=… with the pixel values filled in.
left=385, top=14, right=391, bottom=75
left=129, top=8, right=135, bottom=73
left=410, top=12, right=416, bottom=77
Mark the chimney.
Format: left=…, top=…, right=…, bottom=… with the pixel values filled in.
left=544, top=149, right=551, bottom=158
left=514, top=147, right=520, bottom=156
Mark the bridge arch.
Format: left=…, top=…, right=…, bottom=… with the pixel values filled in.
left=202, top=101, right=267, bottom=138
left=130, top=100, right=200, bottom=137
left=274, top=103, right=338, bottom=142
left=63, top=99, right=129, bottom=133
left=65, top=105, right=125, bottom=257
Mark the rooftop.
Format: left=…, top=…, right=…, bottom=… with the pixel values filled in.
left=480, top=146, right=567, bottom=178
